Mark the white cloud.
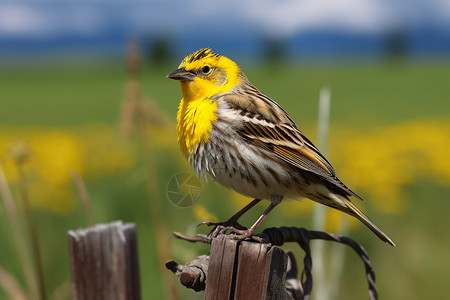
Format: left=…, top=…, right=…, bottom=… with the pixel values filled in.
left=241, top=0, right=391, bottom=37
left=0, top=0, right=449, bottom=40
left=432, top=0, right=450, bottom=27
left=0, top=3, right=108, bottom=38
left=0, top=4, right=50, bottom=38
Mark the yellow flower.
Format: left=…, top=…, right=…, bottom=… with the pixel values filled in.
left=0, top=124, right=139, bottom=215
left=77, top=123, right=136, bottom=179
left=331, top=118, right=450, bottom=214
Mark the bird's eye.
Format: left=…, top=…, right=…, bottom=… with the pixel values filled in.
left=202, top=65, right=211, bottom=74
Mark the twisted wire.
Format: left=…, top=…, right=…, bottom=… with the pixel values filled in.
left=260, top=227, right=378, bottom=300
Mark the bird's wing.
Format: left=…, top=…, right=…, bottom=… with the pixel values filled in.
left=241, top=118, right=336, bottom=179
left=222, top=87, right=363, bottom=200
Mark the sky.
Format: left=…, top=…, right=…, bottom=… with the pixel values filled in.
left=0, top=0, right=449, bottom=59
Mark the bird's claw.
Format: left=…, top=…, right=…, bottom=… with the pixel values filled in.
left=207, top=225, right=267, bottom=243
left=178, top=219, right=267, bottom=244
left=224, top=226, right=267, bottom=243
left=197, top=218, right=247, bottom=232
left=173, top=225, right=267, bottom=244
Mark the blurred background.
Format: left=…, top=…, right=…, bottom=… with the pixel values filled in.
left=0, top=0, right=449, bottom=299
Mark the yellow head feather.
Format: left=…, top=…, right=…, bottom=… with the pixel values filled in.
left=178, top=48, right=241, bottom=101
left=175, top=48, right=241, bottom=158
left=179, top=48, right=219, bottom=68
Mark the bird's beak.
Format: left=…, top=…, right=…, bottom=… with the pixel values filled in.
left=166, top=67, right=195, bottom=81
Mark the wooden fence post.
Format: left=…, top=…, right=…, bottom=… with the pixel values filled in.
left=204, top=235, right=292, bottom=300
left=169, top=228, right=380, bottom=299
left=67, top=221, right=141, bottom=300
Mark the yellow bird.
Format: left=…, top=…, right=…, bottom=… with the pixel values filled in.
left=167, top=48, right=395, bottom=246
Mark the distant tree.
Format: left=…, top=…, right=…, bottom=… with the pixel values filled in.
left=148, top=36, right=173, bottom=66
left=384, top=27, right=409, bottom=62
left=262, top=36, right=286, bottom=68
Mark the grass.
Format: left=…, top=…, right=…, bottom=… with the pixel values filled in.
left=0, top=59, right=449, bottom=299
left=1, top=61, right=449, bottom=127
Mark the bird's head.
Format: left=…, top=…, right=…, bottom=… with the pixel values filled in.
left=167, top=48, right=241, bottom=100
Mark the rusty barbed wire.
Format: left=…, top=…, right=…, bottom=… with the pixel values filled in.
left=168, top=227, right=378, bottom=300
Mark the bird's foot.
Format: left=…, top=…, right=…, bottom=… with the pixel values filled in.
left=204, top=225, right=266, bottom=243
left=197, top=218, right=267, bottom=243
left=198, top=218, right=247, bottom=237
left=225, top=226, right=266, bottom=243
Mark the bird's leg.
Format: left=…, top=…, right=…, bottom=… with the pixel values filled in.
left=223, top=202, right=278, bottom=243
left=198, top=199, right=262, bottom=237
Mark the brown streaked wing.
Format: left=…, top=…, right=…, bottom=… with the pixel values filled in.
left=222, top=85, right=363, bottom=200
left=241, top=120, right=335, bottom=179
left=241, top=120, right=363, bottom=200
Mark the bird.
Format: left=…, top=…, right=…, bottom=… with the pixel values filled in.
left=167, top=48, right=395, bottom=246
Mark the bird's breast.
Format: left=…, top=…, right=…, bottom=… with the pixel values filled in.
left=177, top=97, right=218, bottom=158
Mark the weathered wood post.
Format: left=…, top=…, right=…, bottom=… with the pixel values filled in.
left=68, top=221, right=141, bottom=300
left=168, top=227, right=380, bottom=300
left=205, top=235, right=292, bottom=300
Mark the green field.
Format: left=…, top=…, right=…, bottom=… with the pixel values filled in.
left=0, top=60, right=449, bottom=300
left=1, top=61, right=449, bottom=126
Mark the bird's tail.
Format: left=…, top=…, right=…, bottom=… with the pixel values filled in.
left=343, top=199, right=396, bottom=247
